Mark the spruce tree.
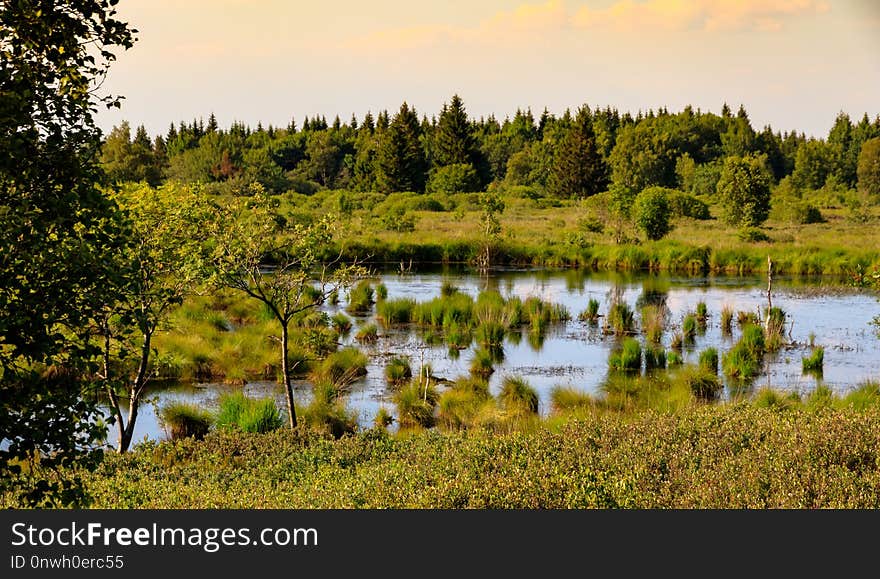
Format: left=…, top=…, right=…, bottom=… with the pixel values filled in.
left=375, top=102, right=427, bottom=193
left=434, top=94, right=479, bottom=168
left=547, top=106, right=607, bottom=198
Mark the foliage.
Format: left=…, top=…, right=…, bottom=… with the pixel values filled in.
left=633, top=187, right=673, bottom=241
left=858, top=137, right=880, bottom=198
left=0, top=0, right=135, bottom=506
left=716, top=155, right=772, bottom=227
left=215, top=392, right=283, bottom=434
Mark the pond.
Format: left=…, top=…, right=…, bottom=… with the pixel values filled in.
left=113, top=268, right=880, bottom=447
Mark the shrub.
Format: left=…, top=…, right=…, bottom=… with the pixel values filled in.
left=499, top=376, right=539, bottom=414
left=159, top=402, right=212, bottom=441
left=633, top=187, right=673, bottom=241
left=668, top=190, right=711, bottom=220
left=717, top=154, right=771, bottom=227
left=427, top=163, right=480, bottom=194
left=737, top=227, right=770, bottom=243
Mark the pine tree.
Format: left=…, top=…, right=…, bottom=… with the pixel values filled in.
left=547, top=105, right=607, bottom=198
left=434, top=94, right=479, bottom=168
left=375, top=102, right=427, bottom=193
left=207, top=112, right=219, bottom=133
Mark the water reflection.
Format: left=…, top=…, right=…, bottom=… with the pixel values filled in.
left=118, top=268, right=880, bottom=444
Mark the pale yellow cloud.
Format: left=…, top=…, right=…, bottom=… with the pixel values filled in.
left=347, top=0, right=568, bottom=51
left=350, top=0, right=832, bottom=54
left=572, top=0, right=831, bottom=32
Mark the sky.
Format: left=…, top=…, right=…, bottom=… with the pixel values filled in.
left=96, top=0, right=880, bottom=140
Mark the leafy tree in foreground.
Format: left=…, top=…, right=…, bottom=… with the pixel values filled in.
left=716, top=155, right=771, bottom=227
left=96, top=183, right=213, bottom=453
left=209, top=189, right=365, bottom=428
left=0, top=0, right=135, bottom=505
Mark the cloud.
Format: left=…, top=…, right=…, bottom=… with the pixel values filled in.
left=347, top=0, right=568, bottom=52
left=349, top=0, right=832, bottom=55
left=572, top=0, right=831, bottom=33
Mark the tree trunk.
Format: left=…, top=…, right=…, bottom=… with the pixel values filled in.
left=117, top=330, right=153, bottom=453
left=280, top=321, right=297, bottom=428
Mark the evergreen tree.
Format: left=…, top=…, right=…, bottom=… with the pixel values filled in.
left=375, top=102, right=427, bottom=193
left=547, top=106, right=608, bottom=198
left=207, top=112, right=219, bottom=133
left=434, top=94, right=479, bottom=168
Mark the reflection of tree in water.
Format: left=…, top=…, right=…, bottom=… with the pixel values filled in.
left=635, top=275, right=670, bottom=310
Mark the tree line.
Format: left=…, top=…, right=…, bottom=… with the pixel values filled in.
left=100, top=97, right=880, bottom=202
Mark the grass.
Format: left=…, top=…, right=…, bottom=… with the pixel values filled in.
left=641, top=305, right=666, bottom=344
left=331, top=312, right=352, bottom=335
left=215, top=392, right=283, bottom=434
left=643, top=344, right=667, bottom=371
left=578, top=298, right=600, bottom=323
left=158, top=402, right=212, bottom=441
left=347, top=280, right=375, bottom=314
left=394, top=381, right=439, bottom=429
left=498, top=375, right=539, bottom=414
left=609, top=338, right=642, bottom=372
left=470, top=348, right=495, bottom=380
left=605, top=302, right=636, bottom=336
left=550, top=386, right=594, bottom=413
left=385, top=356, right=413, bottom=387
left=676, top=365, right=723, bottom=400
left=376, top=298, right=416, bottom=327
left=720, top=305, right=734, bottom=335
left=309, top=347, right=368, bottom=387
left=802, top=346, right=825, bottom=373
left=354, top=323, right=379, bottom=343
left=699, top=347, right=719, bottom=374
left=682, top=314, right=697, bottom=345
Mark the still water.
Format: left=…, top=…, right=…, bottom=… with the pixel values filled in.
left=116, top=269, right=880, bottom=446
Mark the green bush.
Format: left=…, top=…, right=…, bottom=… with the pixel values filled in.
left=668, top=190, right=711, bottom=220
left=427, top=163, right=480, bottom=194
left=633, top=187, right=673, bottom=241
left=609, top=338, right=642, bottom=372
